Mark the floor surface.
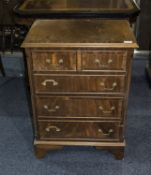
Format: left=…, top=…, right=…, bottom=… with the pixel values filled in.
left=0, top=59, right=151, bottom=175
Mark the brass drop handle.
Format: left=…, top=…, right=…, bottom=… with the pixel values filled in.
left=44, top=105, right=60, bottom=112
left=41, top=79, right=58, bottom=86
left=45, top=125, right=61, bottom=132
left=98, top=128, right=114, bottom=136
left=98, top=106, right=115, bottom=114
left=95, top=58, right=113, bottom=68
left=100, top=82, right=117, bottom=91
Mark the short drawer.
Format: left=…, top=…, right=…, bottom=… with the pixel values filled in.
left=34, top=74, right=125, bottom=94
left=36, top=96, right=123, bottom=119
left=81, top=50, right=127, bottom=71
left=38, top=120, right=120, bottom=141
left=32, top=50, right=77, bottom=71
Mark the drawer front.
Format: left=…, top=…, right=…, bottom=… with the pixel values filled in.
left=32, top=50, right=77, bottom=71
left=34, top=75, right=125, bottom=94
left=36, top=96, right=123, bottom=119
left=38, top=121, right=120, bottom=141
left=81, top=51, right=127, bottom=71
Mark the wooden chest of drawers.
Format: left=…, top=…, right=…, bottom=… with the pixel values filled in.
left=22, top=19, right=138, bottom=159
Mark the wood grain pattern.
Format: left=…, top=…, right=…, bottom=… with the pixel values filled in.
left=34, top=74, right=125, bottom=94
left=31, top=49, right=128, bottom=72
left=81, top=50, right=127, bottom=71
left=32, top=50, right=77, bottom=71
left=22, top=19, right=137, bottom=159
left=36, top=96, right=123, bottom=119
left=38, top=120, right=120, bottom=141
left=21, top=20, right=138, bottom=48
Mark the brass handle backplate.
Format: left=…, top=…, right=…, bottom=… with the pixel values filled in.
left=98, top=106, right=115, bottom=114
left=44, top=105, right=60, bottom=112
left=100, top=82, right=117, bottom=91
left=41, top=79, right=58, bottom=86
left=45, top=58, right=64, bottom=65
left=45, top=58, right=51, bottom=64
left=45, top=125, right=61, bottom=132
left=95, top=58, right=113, bottom=68
left=98, top=128, right=114, bottom=136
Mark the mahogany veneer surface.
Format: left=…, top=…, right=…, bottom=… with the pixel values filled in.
left=22, top=19, right=138, bottom=159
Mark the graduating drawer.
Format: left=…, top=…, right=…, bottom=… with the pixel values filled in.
left=36, top=96, right=123, bottom=119
left=81, top=50, right=127, bottom=71
left=38, top=120, right=121, bottom=141
left=34, top=74, right=125, bottom=94
left=32, top=50, right=77, bottom=71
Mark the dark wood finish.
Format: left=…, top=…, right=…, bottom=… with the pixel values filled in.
left=38, top=120, right=121, bottom=141
left=14, top=0, right=139, bottom=22
left=96, top=146, right=124, bottom=160
left=17, top=0, right=137, bottom=12
left=34, top=146, right=48, bottom=159
left=81, top=50, right=127, bottom=71
left=22, top=19, right=137, bottom=159
left=34, top=140, right=125, bottom=159
left=36, top=96, right=123, bottom=119
left=34, top=145, right=63, bottom=159
left=34, top=74, right=126, bottom=94
left=22, top=20, right=137, bottom=48
left=32, top=50, right=77, bottom=71
left=31, top=49, right=128, bottom=72
left=110, top=147, right=124, bottom=160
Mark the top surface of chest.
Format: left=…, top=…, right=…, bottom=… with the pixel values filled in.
left=22, top=19, right=138, bottom=48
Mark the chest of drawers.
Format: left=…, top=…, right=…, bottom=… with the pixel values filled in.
left=22, top=19, right=138, bottom=159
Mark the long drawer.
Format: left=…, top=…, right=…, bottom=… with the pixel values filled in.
left=34, top=74, right=126, bottom=94
left=36, top=96, right=123, bottom=119
left=38, top=120, right=121, bottom=141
